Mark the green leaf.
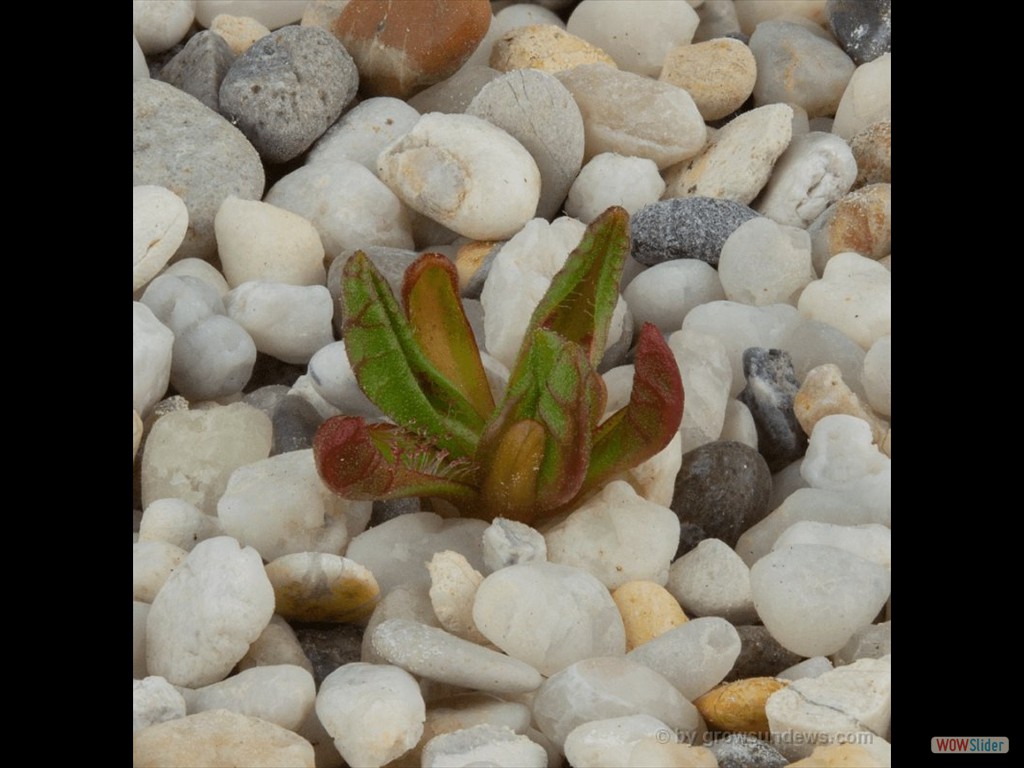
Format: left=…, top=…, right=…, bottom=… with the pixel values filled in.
left=341, top=252, right=483, bottom=456
left=402, top=253, right=495, bottom=422
left=583, top=322, right=684, bottom=493
left=314, top=416, right=479, bottom=503
left=477, top=329, right=605, bottom=522
left=522, top=206, right=630, bottom=367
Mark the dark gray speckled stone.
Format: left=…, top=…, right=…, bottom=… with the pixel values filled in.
left=738, top=348, right=808, bottom=473
left=630, top=197, right=759, bottom=268
left=827, top=0, right=891, bottom=65
left=158, top=30, right=235, bottom=112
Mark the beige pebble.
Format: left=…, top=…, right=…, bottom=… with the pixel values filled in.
left=810, top=184, right=891, bottom=274
left=133, top=709, right=315, bottom=768
left=659, top=38, right=757, bottom=121
left=833, top=54, right=891, bottom=140
left=266, top=552, right=380, bottom=623
left=210, top=13, right=271, bottom=54
left=733, top=0, right=826, bottom=35
left=428, top=550, right=488, bottom=643
left=850, top=120, right=891, bottom=188
left=490, top=24, right=617, bottom=74
left=694, top=677, right=787, bottom=733
left=794, top=364, right=889, bottom=445
left=133, top=409, right=143, bottom=463
left=788, top=740, right=891, bottom=767
left=663, top=103, right=793, bottom=204
left=628, top=739, right=718, bottom=767
left=612, top=581, right=689, bottom=651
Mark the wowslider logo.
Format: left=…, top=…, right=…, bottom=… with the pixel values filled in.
left=931, top=737, right=1009, bottom=754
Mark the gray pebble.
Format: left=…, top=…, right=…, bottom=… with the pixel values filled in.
left=140, top=274, right=223, bottom=336
left=726, top=625, right=803, bottom=681
left=467, top=68, right=585, bottom=219
left=271, top=394, right=323, bottom=455
left=408, top=65, right=502, bottom=114
left=171, top=314, right=256, bottom=402
left=670, top=440, right=771, bottom=550
left=737, top=348, right=807, bottom=473
left=708, top=733, right=788, bottom=768
left=630, top=198, right=760, bottom=267
left=220, top=26, right=358, bottom=164
left=134, top=79, right=264, bottom=261
left=827, top=0, right=891, bottom=66
left=157, top=30, right=235, bottom=112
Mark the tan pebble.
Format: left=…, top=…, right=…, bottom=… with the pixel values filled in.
left=133, top=409, right=144, bottom=463
left=628, top=739, right=718, bottom=767
left=794, top=364, right=889, bottom=445
left=455, top=240, right=502, bottom=292
left=612, top=581, right=688, bottom=651
left=428, top=550, right=488, bottom=643
left=659, top=38, right=757, bottom=121
left=210, top=14, right=271, bottom=54
left=810, top=184, right=891, bottom=273
left=301, top=0, right=347, bottom=31
left=789, top=741, right=889, bottom=767
left=490, top=24, right=617, bottom=74
left=133, top=709, right=315, bottom=768
left=266, top=552, right=380, bottom=623
left=850, top=119, right=891, bottom=188
left=734, top=0, right=827, bottom=35
left=694, top=677, right=787, bottom=733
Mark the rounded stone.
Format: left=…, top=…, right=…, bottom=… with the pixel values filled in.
left=555, top=64, right=706, bottom=169
left=195, top=1, right=306, bottom=29
left=707, top=732, right=789, bottom=768
left=566, top=153, right=665, bottom=223
left=612, top=581, right=689, bottom=651
left=798, top=253, right=891, bottom=350
left=377, top=112, right=541, bottom=240
left=833, top=54, right=891, bottom=140
left=719, top=218, right=815, bottom=306
left=133, top=302, right=174, bottom=416
left=266, top=160, right=414, bottom=257
left=133, top=675, right=186, bottom=732
left=466, top=68, right=585, bottom=220
left=826, top=0, right=891, bottom=65
left=181, top=664, right=316, bottom=732
left=215, top=197, right=326, bottom=287
left=751, top=544, right=891, bottom=657
left=849, top=120, right=891, bottom=188
left=133, top=79, right=265, bottom=261
left=472, top=562, right=626, bottom=676
left=861, top=335, right=891, bottom=417
left=209, top=13, right=271, bottom=54
left=481, top=517, right=547, bottom=573
left=224, top=282, right=335, bottom=365
left=133, top=186, right=189, bottom=293
left=671, top=440, right=772, bottom=551
left=631, top=198, right=760, bottom=268
left=794, top=363, right=888, bottom=446
left=306, top=96, right=421, bottom=172
left=489, top=24, right=616, bottom=74
left=566, top=0, right=699, bottom=77
left=332, top=0, right=492, bottom=98
left=625, top=259, right=724, bottom=335
left=133, top=0, right=195, bottom=55
left=171, top=314, right=257, bottom=401
left=659, top=37, right=757, bottom=121
left=133, top=540, right=188, bottom=603
left=809, top=183, right=891, bottom=273
left=627, top=616, right=742, bottom=700
left=423, top=724, right=547, bottom=768
left=662, top=103, right=794, bottom=205
left=737, top=348, right=808, bottom=472
left=219, top=25, right=358, bottom=163
left=695, top=678, right=788, bottom=734
left=266, top=552, right=380, bottom=623
left=667, top=538, right=757, bottom=625
left=749, top=20, right=855, bottom=118
left=156, top=29, right=236, bottom=112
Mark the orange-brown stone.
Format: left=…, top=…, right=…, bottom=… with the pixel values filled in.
left=333, top=0, right=491, bottom=98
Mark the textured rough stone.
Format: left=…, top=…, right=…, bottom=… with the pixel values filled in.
left=849, top=120, right=891, bottom=188
left=707, top=733, right=788, bottom=768
left=427, top=550, right=487, bottom=643
left=799, top=253, right=891, bottom=349
left=795, top=363, right=888, bottom=445
left=827, top=0, right=891, bottom=65
left=134, top=676, right=187, bottom=732
left=738, top=348, right=808, bottom=472
left=133, top=79, right=264, bottom=261
left=660, top=37, right=757, bottom=121
left=631, top=198, right=759, bottom=268
left=668, top=538, right=757, bottom=625
left=481, top=517, right=547, bottom=573
left=157, top=30, right=235, bottom=111
left=671, top=440, right=772, bottom=550
left=133, top=709, right=315, bottom=768
left=809, top=183, right=892, bottom=273
left=422, top=725, right=548, bottom=768
left=333, top=0, right=492, bottom=98
left=490, top=24, right=616, bottom=74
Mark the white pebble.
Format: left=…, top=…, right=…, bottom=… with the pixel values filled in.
left=861, top=334, right=891, bottom=417
left=564, top=715, right=674, bottom=768
left=140, top=274, right=223, bottom=336
left=217, top=449, right=365, bottom=561
left=781, top=319, right=868, bottom=401
left=801, top=414, right=890, bottom=501
left=133, top=186, right=188, bottom=292
left=307, top=340, right=381, bottom=417
left=372, top=619, right=543, bottom=694
left=160, top=257, right=231, bottom=296
left=306, top=97, right=420, bottom=173
left=133, top=0, right=195, bottom=54
left=627, top=616, right=741, bottom=700
left=181, top=664, right=316, bottom=732
left=667, top=538, right=757, bottom=624
left=778, top=656, right=834, bottom=681
left=472, top=562, right=626, bottom=676
left=428, top=551, right=486, bottom=643
left=215, top=197, right=326, bottom=287
left=755, top=132, right=857, bottom=228
left=720, top=398, right=758, bottom=448
left=668, top=327, right=732, bottom=450
left=544, top=480, right=681, bottom=589
left=195, top=0, right=304, bottom=30
left=265, top=160, right=414, bottom=257
left=133, top=35, right=149, bottom=79
left=422, top=724, right=547, bottom=768
left=146, top=536, right=275, bottom=687
left=139, top=498, right=223, bottom=552
left=481, top=517, right=547, bottom=573
left=772, top=521, right=891, bottom=572
left=133, top=540, right=187, bottom=603
left=316, top=662, right=425, bottom=767
left=799, top=253, right=891, bottom=350
left=624, top=258, right=724, bottom=335
left=718, top=217, right=816, bottom=306
left=833, top=54, right=892, bottom=140
left=751, top=544, right=890, bottom=657
left=565, top=153, right=665, bottom=223
left=133, top=676, right=186, bottom=732
left=624, top=430, right=682, bottom=508
left=532, top=657, right=702, bottom=748
left=237, top=615, right=314, bottom=676
left=378, top=113, right=541, bottom=240
left=567, top=0, right=699, bottom=77
left=361, top=584, right=439, bottom=665
left=225, top=281, right=335, bottom=364
left=133, top=302, right=173, bottom=416
left=171, top=314, right=257, bottom=401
